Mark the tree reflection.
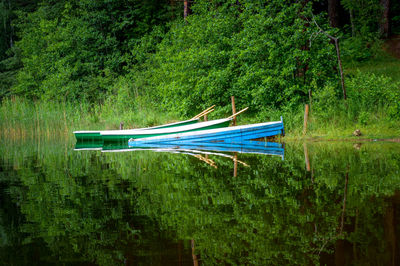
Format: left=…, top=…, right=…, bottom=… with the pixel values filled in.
left=0, top=140, right=400, bottom=265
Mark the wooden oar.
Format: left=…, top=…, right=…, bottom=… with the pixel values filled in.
left=192, top=105, right=215, bottom=119
left=233, top=157, right=250, bottom=167
left=227, top=107, right=248, bottom=120
left=198, top=108, right=214, bottom=122
left=199, top=108, right=214, bottom=118
left=194, top=154, right=217, bottom=168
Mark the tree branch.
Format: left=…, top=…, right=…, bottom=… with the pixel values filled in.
left=310, top=16, right=347, bottom=100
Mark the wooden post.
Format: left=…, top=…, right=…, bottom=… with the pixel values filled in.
left=184, top=0, right=188, bottom=19
left=191, top=239, right=199, bottom=266
left=231, top=96, right=236, bottom=126
left=303, top=142, right=311, bottom=172
left=233, top=153, right=238, bottom=177
left=184, top=0, right=192, bottom=20
left=203, top=114, right=208, bottom=121
left=303, top=104, right=309, bottom=136
left=120, top=122, right=124, bottom=130
left=308, top=89, right=312, bottom=113
left=339, top=172, right=349, bottom=235
left=353, top=208, right=359, bottom=260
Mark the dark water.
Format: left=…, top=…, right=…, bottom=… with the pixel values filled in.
left=1, top=138, right=400, bottom=265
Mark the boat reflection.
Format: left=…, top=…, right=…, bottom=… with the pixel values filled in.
left=75, top=140, right=285, bottom=160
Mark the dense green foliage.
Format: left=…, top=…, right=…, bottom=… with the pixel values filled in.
left=10, top=0, right=177, bottom=102
left=0, top=0, right=36, bottom=98
left=135, top=1, right=337, bottom=116
left=312, top=72, right=400, bottom=130
left=0, top=0, right=399, bottom=135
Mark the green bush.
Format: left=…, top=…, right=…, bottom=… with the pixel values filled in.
left=358, top=111, right=369, bottom=125
left=347, top=72, right=400, bottom=119
left=11, top=0, right=174, bottom=102
left=313, top=83, right=340, bottom=120
left=134, top=0, right=337, bottom=117
left=313, top=72, right=400, bottom=129
left=341, top=36, right=382, bottom=63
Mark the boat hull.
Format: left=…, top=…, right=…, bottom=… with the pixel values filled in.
left=73, top=118, right=199, bottom=142
left=128, top=120, right=284, bottom=145
left=101, top=119, right=231, bottom=143
left=74, top=132, right=102, bottom=142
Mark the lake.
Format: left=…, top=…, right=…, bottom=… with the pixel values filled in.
left=1, top=137, right=400, bottom=265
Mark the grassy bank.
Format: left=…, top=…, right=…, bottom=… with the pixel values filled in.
left=1, top=97, right=399, bottom=142
left=287, top=48, right=400, bottom=140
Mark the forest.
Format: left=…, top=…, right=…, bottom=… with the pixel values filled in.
left=1, top=0, right=400, bottom=137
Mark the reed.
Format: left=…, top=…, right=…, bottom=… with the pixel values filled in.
left=0, top=97, right=180, bottom=140
left=0, top=98, right=80, bottom=140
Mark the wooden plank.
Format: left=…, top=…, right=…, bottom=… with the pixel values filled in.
left=233, top=153, right=238, bottom=177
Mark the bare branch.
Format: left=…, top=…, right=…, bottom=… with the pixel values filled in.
left=309, top=15, right=347, bottom=100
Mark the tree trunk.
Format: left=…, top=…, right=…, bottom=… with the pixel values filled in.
left=328, top=0, right=339, bottom=28
left=380, top=0, right=390, bottom=38
left=349, top=8, right=355, bottom=37
left=7, top=0, right=13, bottom=47
left=184, top=0, right=192, bottom=20
left=335, top=38, right=346, bottom=100
left=170, top=0, right=176, bottom=19
left=311, top=18, right=347, bottom=100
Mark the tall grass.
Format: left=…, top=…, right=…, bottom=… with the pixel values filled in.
left=0, top=97, right=88, bottom=140
left=0, top=97, right=180, bottom=140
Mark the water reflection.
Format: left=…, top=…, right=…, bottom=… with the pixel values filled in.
left=76, top=140, right=284, bottom=176
left=1, top=139, right=400, bottom=265
left=75, top=140, right=285, bottom=158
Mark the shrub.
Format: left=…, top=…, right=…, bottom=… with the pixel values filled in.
left=341, top=36, right=382, bottom=63
left=135, top=0, right=337, bottom=117
left=313, top=83, right=341, bottom=121
left=313, top=71, right=400, bottom=127
left=347, top=72, right=400, bottom=119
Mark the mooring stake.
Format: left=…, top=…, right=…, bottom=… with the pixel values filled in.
left=303, top=104, right=309, bottom=136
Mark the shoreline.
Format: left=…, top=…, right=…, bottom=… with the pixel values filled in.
left=283, top=137, right=400, bottom=143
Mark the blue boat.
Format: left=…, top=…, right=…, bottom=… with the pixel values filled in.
left=127, top=117, right=285, bottom=145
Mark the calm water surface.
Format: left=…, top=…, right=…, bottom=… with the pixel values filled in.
left=1, top=138, right=400, bottom=265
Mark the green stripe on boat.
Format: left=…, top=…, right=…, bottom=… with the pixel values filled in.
left=73, top=118, right=199, bottom=142
left=100, top=119, right=231, bottom=143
